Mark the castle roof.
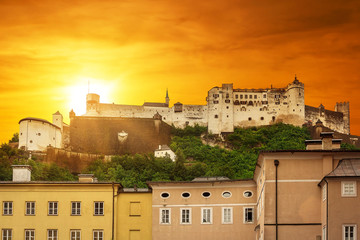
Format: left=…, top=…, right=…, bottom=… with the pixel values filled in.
left=143, top=102, right=168, bottom=107
left=18, top=117, right=61, bottom=129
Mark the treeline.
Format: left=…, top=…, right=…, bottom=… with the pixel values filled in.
left=0, top=143, right=76, bottom=181
left=2, top=124, right=358, bottom=187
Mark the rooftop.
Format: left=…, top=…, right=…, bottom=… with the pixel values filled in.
left=326, top=158, right=360, bottom=177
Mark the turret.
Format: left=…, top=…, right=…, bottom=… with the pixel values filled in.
left=286, top=75, right=305, bottom=125
left=86, top=93, right=100, bottom=113
left=52, top=111, right=63, bottom=131
left=335, top=102, right=350, bottom=134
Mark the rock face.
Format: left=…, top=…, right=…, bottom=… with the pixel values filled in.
left=69, top=116, right=171, bottom=155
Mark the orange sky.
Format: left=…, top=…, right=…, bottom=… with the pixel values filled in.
left=1, top=0, right=360, bottom=143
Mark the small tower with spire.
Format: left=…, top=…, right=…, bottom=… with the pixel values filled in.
left=165, top=89, right=170, bottom=107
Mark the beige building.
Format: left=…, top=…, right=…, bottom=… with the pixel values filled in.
left=254, top=132, right=360, bottom=240
left=148, top=177, right=257, bottom=240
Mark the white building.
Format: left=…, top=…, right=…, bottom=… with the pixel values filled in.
left=154, top=145, right=176, bottom=161
left=18, top=111, right=64, bottom=151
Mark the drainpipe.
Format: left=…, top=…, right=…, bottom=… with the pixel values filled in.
left=325, top=179, right=328, bottom=240
left=274, top=160, right=279, bottom=240
left=112, top=182, right=115, bottom=240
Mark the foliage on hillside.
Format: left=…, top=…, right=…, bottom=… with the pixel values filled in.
left=0, top=143, right=76, bottom=181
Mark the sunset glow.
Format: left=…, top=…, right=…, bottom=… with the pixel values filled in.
left=1, top=0, right=360, bottom=143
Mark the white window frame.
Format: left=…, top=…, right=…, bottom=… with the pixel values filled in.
left=26, top=202, right=35, bottom=215
left=2, top=229, right=12, bottom=240
left=222, top=207, right=233, bottom=224
left=71, top=202, right=81, bottom=216
left=180, top=208, right=191, bottom=224
left=201, top=207, right=212, bottom=224
left=93, top=230, right=103, bottom=240
left=322, top=185, right=326, bottom=201
left=70, top=229, right=81, bottom=240
left=160, top=208, right=171, bottom=224
left=48, top=202, right=58, bottom=216
left=47, top=229, right=58, bottom=240
left=342, top=181, right=357, bottom=197
left=94, top=202, right=104, bottom=216
left=2, top=202, right=13, bottom=215
left=244, top=207, right=254, bottom=224
left=25, top=229, right=35, bottom=240
left=343, top=224, right=357, bottom=240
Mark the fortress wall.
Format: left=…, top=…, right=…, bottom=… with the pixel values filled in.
left=69, top=117, right=171, bottom=155
left=305, top=105, right=347, bottom=134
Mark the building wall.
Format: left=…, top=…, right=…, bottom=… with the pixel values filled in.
left=327, top=178, right=360, bottom=240
left=150, top=181, right=257, bottom=240
left=0, top=183, right=116, bottom=239
left=117, top=192, right=152, bottom=240
left=19, top=120, right=62, bottom=151
left=69, top=116, right=171, bottom=155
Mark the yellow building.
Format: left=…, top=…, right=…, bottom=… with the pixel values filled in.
left=0, top=167, right=152, bottom=240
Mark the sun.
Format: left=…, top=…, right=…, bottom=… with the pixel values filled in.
left=66, top=76, right=116, bottom=116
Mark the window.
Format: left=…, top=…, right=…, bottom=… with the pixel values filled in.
left=202, top=192, right=211, bottom=198
left=48, top=202, right=58, bottom=215
left=342, top=181, right=357, bottom=197
left=160, top=208, right=170, bottom=224
left=47, top=229, right=57, bottom=240
left=93, top=230, right=103, bottom=240
left=254, top=95, right=257, bottom=99
left=240, top=95, right=243, bottom=99
left=70, top=230, right=81, bottom=240
left=71, top=202, right=81, bottom=216
left=343, top=225, right=356, bottom=240
left=181, top=192, right=191, bottom=198
left=222, top=191, right=232, bottom=198
left=249, top=95, right=252, bottom=99
left=243, top=191, right=253, bottom=198
left=222, top=207, right=233, bottom=224
left=180, top=208, right=191, bottom=224
left=260, top=117, right=264, bottom=120
left=25, top=229, right=35, bottom=240
left=248, top=117, right=252, bottom=121
left=94, top=202, right=104, bottom=215
left=322, top=225, right=326, bottom=240
left=201, top=208, right=212, bottom=224
left=26, top=202, right=35, bottom=215
left=214, top=115, right=218, bottom=119
left=244, top=207, right=254, bottom=223
left=322, top=185, right=326, bottom=201
left=2, top=202, right=12, bottom=215
left=2, top=229, right=12, bottom=240
left=160, top=192, right=170, bottom=199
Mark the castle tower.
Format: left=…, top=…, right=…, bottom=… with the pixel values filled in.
left=165, top=89, right=170, bottom=107
left=86, top=93, right=100, bottom=113
left=52, top=111, right=63, bottom=131
left=285, top=75, right=305, bottom=126
left=335, top=102, right=350, bottom=134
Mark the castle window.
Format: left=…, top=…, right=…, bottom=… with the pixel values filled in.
left=248, top=117, right=252, bottom=121
left=234, top=100, right=240, bottom=105
left=225, top=99, right=230, bottom=103
left=163, top=117, right=166, bottom=120
left=29, top=140, right=33, bottom=143
left=241, top=107, right=246, bottom=111
left=254, top=95, right=257, bottom=99
left=249, top=95, right=252, bottom=99
left=240, top=95, right=243, bottom=99
left=248, top=101, right=253, bottom=106
left=293, top=109, right=295, bottom=112
left=260, top=117, right=264, bottom=120
left=245, top=95, right=248, bottom=99
left=227, top=115, right=229, bottom=118
left=272, top=116, right=276, bottom=121
left=215, top=115, right=218, bottom=119
left=235, top=95, right=238, bottom=99
left=185, top=121, right=189, bottom=126
left=263, top=94, right=266, bottom=98
left=226, top=106, right=229, bottom=109
left=20, top=133, right=22, bottom=135
left=260, top=108, right=263, bottom=111
left=226, top=93, right=229, bottom=98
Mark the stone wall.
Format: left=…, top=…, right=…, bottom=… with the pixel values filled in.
left=69, top=116, right=171, bottom=155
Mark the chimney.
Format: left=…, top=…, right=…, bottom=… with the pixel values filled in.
left=321, top=132, right=335, bottom=150
left=12, top=165, right=32, bottom=182
left=78, top=174, right=95, bottom=183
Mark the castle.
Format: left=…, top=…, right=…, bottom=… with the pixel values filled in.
left=83, top=76, right=350, bottom=134
left=18, top=76, right=351, bottom=153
